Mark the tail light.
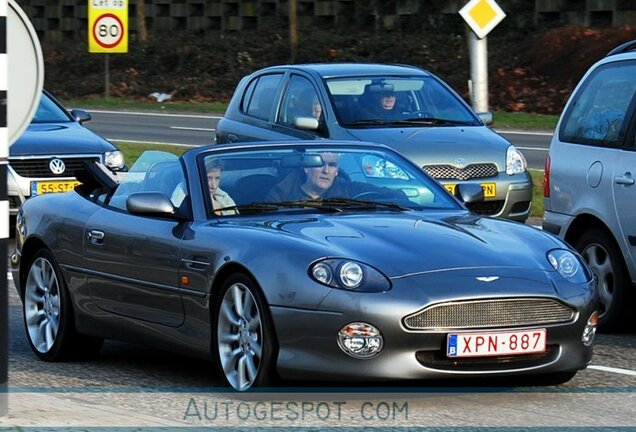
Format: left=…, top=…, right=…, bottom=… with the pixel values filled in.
left=543, top=155, right=551, bottom=198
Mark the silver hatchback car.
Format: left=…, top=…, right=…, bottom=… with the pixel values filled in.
left=543, top=40, right=636, bottom=331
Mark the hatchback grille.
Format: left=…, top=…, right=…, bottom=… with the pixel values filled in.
left=415, top=345, right=559, bottom=371
left=403, top=298, right=575, bottom=330
left=9, top=156, right=100, bottom=178
left=466, top=200, right=505, bottom=216
left=423, top=163, right=498, bottom=180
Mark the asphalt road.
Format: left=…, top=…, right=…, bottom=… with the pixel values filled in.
left=83, top=110, right=551, bottom=170
left=6, top=275, right=636, bottom=427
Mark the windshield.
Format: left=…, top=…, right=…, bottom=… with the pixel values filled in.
left=325, top=76, right=478, bottom=126
left=31, top=92, right=73, bottom=124
left=200, top=145, right=460, bottom=217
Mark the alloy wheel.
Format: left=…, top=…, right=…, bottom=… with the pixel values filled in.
left=581, top=243, right=614, bottom=318
left=217, top=282, right=263, bottom=391
left=24, top=257, right=61, bottom=353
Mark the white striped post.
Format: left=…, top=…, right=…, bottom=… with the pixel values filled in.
left=0, top=0, right=8, bottom=418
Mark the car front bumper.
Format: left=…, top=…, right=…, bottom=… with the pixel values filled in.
left=270, top=269, right=596, bottom=382
left=439, top=171, right=533, bottom=222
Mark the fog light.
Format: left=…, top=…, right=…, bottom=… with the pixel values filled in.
left=582, top=311, right=598, bottom=346
left=337, top=322, right=383, bottom=359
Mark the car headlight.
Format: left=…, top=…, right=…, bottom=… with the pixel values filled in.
left=506, top=145, right=527, bottom=175
left=547, top=249, right=591, bottom=283
left=104, top=150, right=125, bottom=170
left=309, top=259, right=391, bottom=292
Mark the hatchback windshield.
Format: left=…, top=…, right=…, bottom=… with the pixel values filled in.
left=325, top=76, right=478, bottom=127
left=199, top=145, right=460, bottom=217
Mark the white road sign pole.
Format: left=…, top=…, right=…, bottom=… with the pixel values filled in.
left=467, top=30, right=489, bottom=113
left=459, top=0, right=506, bottom=114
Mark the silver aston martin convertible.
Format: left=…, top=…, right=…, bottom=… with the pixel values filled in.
left=12, top=141, right=598, bottom=391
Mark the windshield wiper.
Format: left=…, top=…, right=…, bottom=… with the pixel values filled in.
left=215, top=201, right=343, bottom=214
left=318, top=197, right=410, bottom=211
left=343, top=119, right=389, bottom=126
left=391, top=117, right=473, bottom=126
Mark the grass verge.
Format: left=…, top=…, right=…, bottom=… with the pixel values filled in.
left=63, top=97, right=228, bottom=114
left=493, top=112, right=558, bottom=131
left=117, top=141, right=546, bottom=219
left=529, top=169, right=545, bottom=218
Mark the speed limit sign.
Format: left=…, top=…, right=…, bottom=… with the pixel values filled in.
left=88, top=0, right=128, bottom=53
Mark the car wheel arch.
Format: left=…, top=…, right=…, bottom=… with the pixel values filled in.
left=565, top=214, right=618, bottom=252
left=19, top=236, right=49, bottom=297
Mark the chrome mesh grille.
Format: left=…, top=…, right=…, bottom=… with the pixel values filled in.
left=9, top=156, right=100, bottom=178
left=403, top=298, right=575, bottom=330
left=422, top=163, right=498, bottom=180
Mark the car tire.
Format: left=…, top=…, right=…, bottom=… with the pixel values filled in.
left=575, top=229, right=632, bottom=332
left=213, top=273, right=277, bottom=391
left=23, top=249, right=103, bottom=361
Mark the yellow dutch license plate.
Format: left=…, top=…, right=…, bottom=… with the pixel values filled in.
left=444, top=183, right=496, bottom=198
left=32, top=180, right=81, bottom=196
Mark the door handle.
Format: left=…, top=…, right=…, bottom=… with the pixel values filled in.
left=615, top=175, right=635, bottom=186
left=88, top=230, right=105, bottom=245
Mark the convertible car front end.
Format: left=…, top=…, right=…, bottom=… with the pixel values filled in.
left=12, top=141, right=597, bottom=390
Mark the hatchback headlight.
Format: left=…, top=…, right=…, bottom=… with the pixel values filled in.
left=104, top=150, right=125, bottom=170
left=309, top=259, right=391, bottom=292
left=547, top=249, right=591, bottom=283
left=506, top=145, right=527, bottom=175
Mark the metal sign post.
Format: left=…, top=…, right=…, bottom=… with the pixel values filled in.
left=459, top=0, right=506, bottom=113
left=88, top=0, right=128, bottom=98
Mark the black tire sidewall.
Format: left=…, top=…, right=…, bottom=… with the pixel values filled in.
left=575, top=229, right=630, bottom=331
left=212, top=273, right=277, bottom=390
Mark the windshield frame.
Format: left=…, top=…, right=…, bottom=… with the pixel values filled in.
left=195, top=143, right=463, bottom=219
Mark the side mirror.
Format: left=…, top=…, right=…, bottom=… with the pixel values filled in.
left=294, top=116, right=319, bottom=131
left=476, top=111, right=493, bottom=126
left=70, top=108, right=91, bottom=124
left=126, top=192, right=180, bottom=218
left=455, top=183, right=484, bottom=204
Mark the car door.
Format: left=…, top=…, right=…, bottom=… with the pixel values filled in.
left=217, top=72, right=290, bottom=143
left=82, top=153, right=188, bottom=327
left=613, top=109, right=636, bottom=271
left=271, top=73, right=327, bottom=140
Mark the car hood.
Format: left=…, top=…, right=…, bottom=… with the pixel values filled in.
left=10, top=122, right=116, bottom=156
left=344, top=126, right=510, bottom=170
left=234, top=211, right=562, bottom=278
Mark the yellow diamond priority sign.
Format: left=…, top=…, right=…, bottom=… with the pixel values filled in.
left=88, top=0, right=128, bottom=53
left=459, top=0, right=506, bottom=39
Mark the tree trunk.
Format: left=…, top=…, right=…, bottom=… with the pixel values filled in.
left=289, top=0, right=298, bottom=62
left=137, top=0, right=148, bottom=42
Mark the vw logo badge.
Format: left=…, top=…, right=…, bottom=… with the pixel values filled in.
left=49, top=158, right=66, bottom=175
left=454, top=158, right=467, bottom=169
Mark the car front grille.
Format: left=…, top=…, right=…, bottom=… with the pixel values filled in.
left=423, top=163, right=498, bottom=180
left=466, top=200, right=505, bottom=215
left=403, top=298, right=575, bottom=330
left=8, top=156, right=100, bottom=178
left=415, top=345, right=559, bottom=371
